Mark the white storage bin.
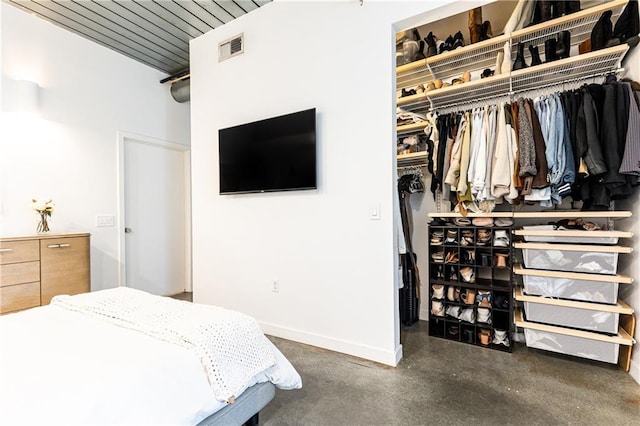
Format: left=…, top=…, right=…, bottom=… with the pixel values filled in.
left=524, top=328, right=619, bottom=364
left=522, top=275, right=619, bottom=305
left=521, top=225, right=619, bottom=244
left=522, top=299, right=619, bottom=334
left=521, top=247, right=618, bottom=275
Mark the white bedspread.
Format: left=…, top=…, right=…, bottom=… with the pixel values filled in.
left=0, top=288, right=301, bottom=426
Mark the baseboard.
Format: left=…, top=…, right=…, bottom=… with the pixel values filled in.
left=629, top=356, right=640, bottom=385
left=419, top=306, right=430, bottom=322
left=260, top=321, right=401, bottom=367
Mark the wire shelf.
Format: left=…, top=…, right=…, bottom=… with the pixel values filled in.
left=396, top=0, right=628, bottom=91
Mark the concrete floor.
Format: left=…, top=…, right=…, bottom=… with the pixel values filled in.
left=262, top=321, right=640, bottom=425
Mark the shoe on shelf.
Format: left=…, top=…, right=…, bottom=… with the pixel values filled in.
left=446, top=305, right=461, bottom=319
left=591, top=10, right=614, bottom=51
left=493, top=293, right=509, bottom=309
left=424, top=31, right=438, bottom=57
left=444, top=251, right=459, bottom=264
left=512, top=42, right=528, bottom=70
left=452, top=31, right=465, bottom=49
left=447, top=324, right=460, bottom=337
left=477, top=290, right=492, bottom=308
left=468, top=7, right=483, bottom=44
left=413, top=40, right=426, bottom=61
left=447, top=285, right=460, bottom=301
left=401, top=88, right=417, bottom=97
left=449, top=266, right=458, bottom=282
left=431, top=284, right=445, bottom=299
left=482, top=68, right=495, bottom=78
left=556, top=30, right=571, bottom=59
left=477, top=307, right=492, bottom=324
left=613, top=0, right=639, bottom=46
left=482, top=20, right=493, bottom=40
left=431, top=300, right=444, bottom=317
left=431, top=251, right=444, bottom=263
left=501, top=41, right=511, bottom=74
left=460, top=288, right=476, bottom=305
left=460, top=266, right=475, bottom=283
left=529, top=44, right=542, bottom=66
left=544, top=38, right=559, bottom=62
left=460, top=308, right=476, bottom=323
left=494, top=253, right=509, bottom=268
left=493, top=329, right=510, bottom=346
left=493, top=230, right=510, bottom=247
left=478, top=328, right=491, bottom=346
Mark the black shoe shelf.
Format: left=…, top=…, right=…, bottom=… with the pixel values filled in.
left=427, top=214, right=514, bottom=352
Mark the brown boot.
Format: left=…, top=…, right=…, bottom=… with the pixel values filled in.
left=468, top=7, right=483, bottom=44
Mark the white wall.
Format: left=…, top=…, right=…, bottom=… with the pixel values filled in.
left=190, top=0, right=486, bottom=365
left=0, top=4, right=190, bottom=292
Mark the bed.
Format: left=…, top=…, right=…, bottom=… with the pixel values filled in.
left=0, top=287, right=302, bottom=425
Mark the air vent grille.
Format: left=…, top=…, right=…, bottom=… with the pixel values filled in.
left=219, top=34, right=244, bottom=62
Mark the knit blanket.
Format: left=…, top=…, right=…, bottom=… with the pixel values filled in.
left=51, top=287, right=276, bottom=403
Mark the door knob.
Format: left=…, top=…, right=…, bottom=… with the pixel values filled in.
left=125, top=227, right=132, bottom=233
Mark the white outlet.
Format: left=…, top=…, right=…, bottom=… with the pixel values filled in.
left=272, top=280, right=279, bottom=293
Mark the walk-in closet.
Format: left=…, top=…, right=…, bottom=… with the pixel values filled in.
left=396, top=0, right=639, bottom=372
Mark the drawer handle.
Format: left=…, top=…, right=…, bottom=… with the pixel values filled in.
left=47, top=244, right=71, bottom=249
left=0, top=248, right=12, bottom=253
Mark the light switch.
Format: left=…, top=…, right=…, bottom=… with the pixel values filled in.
left=96, top=215, right=115, bottom=227
left=369, top=204, right=381, bottom=220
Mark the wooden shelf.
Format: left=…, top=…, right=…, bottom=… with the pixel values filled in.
left=513, top=211, right=632, bottom=219
left=515, top=308, right=634, bottom=346
left=513, top=264, right=633, bottom=284
left=514, top=287, right=633, bottom=314
left=427, top=212, right=513, bottom=218
left=514, top=229, right=633, bottom=238
left=397, top=151, right=427, bottom=166
left=514, top=242, right=633, bottom=254
left=397, top=121, right=428, bottom=136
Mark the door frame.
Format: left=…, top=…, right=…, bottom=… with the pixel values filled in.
left=116, top=131, right=192, bottom=292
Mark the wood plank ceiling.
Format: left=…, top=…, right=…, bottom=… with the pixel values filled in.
left=4, top=0, right=270, bottom=77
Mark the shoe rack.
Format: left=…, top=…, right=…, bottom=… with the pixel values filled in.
left=396, top=0, right=629, bottom=120
left=511, top=210, right=636, bottom=371
left=427, top=213, right=514, bottom=352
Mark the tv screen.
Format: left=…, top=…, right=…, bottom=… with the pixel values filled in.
left=218, top=108, right=317, bottom=194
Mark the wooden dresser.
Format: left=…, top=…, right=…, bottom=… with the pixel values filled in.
left=0, top=233, right=90, bottom=314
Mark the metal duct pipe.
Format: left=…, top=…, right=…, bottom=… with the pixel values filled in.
left=170, top=78, right=190, bottom=103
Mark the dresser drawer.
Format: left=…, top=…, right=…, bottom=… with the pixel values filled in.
left=41, top=236, right=90, bottom=304
left=0, top=261, right=40, bottom=287
left=0, top=282, right=41, bottom=314
left=0, top=240, right=39, bottom=265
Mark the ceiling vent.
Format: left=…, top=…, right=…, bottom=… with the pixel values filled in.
left=218, top=34, right=244, bottom=62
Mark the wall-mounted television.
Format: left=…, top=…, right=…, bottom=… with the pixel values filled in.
left=218, top=108, right=317, bottom=195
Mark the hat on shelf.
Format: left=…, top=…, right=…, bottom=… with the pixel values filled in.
left=454, top=217, right=472, bottom=226
left=495, top=217, right=513, bottom=227
left=472, top=217, right=494, bottom=227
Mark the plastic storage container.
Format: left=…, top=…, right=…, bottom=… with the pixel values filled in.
left=522, top=274, right=619, bottom=305
left=522, top=299, right=619, bottom=334
left=524, top=328, right=619, bottom=364
left=521, top=247, right=618, bottom=275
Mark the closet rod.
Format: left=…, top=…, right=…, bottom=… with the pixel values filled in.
left=429, top=67, right=624, bottom=113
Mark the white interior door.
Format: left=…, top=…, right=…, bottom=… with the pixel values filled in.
left=123, top=136, right=190, bottom=296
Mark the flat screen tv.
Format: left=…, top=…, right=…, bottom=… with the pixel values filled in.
left=218, top=108, right=317, bottom=194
